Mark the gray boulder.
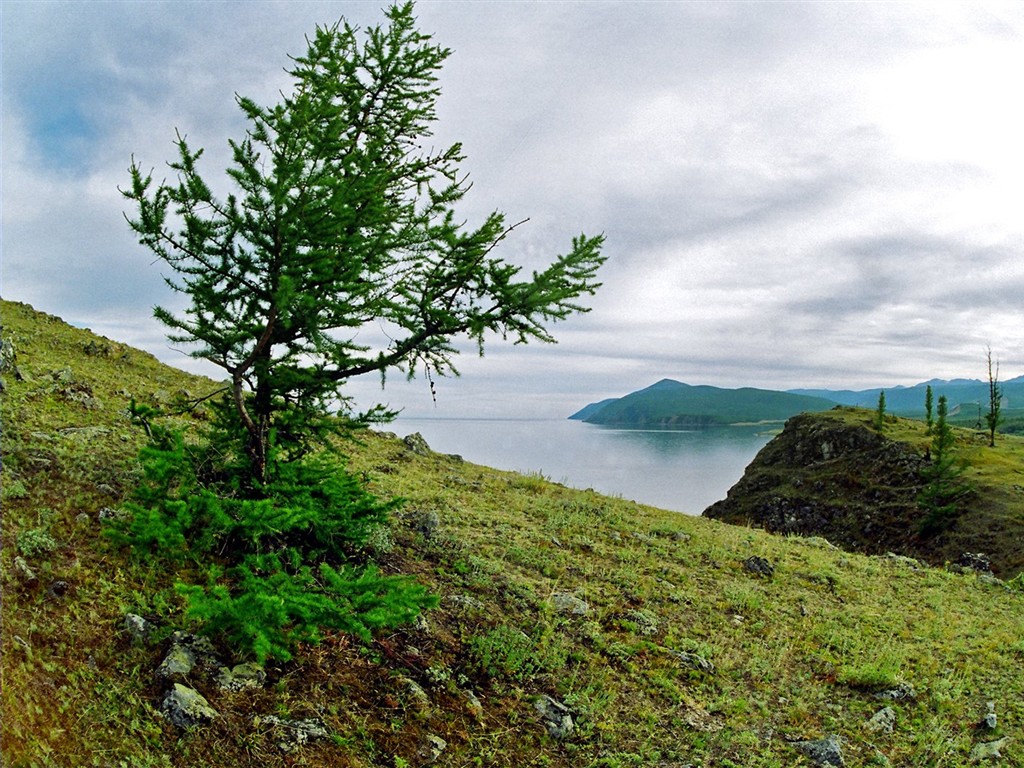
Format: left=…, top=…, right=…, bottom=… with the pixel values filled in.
left=550, top=592, right=590, bottom=616
left=970, top=737, right=1009, bottom=763
left=534, top=695, right=573, bottom=739
left=417, top=734, right=447, bottom=763
left=791, top=734, right=844, bottom=767
left=669, top=650, right=714, bottom=674
left=217, top=662, right=266, bottom=692
left=874, top=682, right=916, bottom=701
left=743, top=556, right=775, bottom=577
left=261, top=715, right=330, bottom=752
left=12, top=556, right=38, bottom=587
left=124, top=613, right=156, bottom=644
left=403, top=432, right=432, bottom=455
left=157, top=632, right=222, bottom=681
left=161, top=683, right=217, bottom=727
left=865, top=706, right=896, bottom=734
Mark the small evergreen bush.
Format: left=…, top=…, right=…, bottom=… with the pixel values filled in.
left=107, top=403, right=436, bottom=662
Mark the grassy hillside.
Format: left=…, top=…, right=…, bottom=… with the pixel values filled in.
left=790, top=379, right=1024, bottom=427
left=572, top=379, right=836, bottom=428
left=3, top=299, right=1023, bottom=767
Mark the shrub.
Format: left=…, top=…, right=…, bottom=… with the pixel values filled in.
left=107, top=418, right=436, bottom=662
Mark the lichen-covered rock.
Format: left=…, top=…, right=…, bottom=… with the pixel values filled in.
left=12, top=556, right=37, bottom=587
left=669, top=650, right=714, bottom=674
left=874, top=682, right=916, bottom=701
left=259, top=715, right=329, bottom=752
left=534, top=695, right=573, bottom=739
left=217, top=662, right=266, bottom=691
left=156, top=632, right=222, bottom=681
left=742, top=556, right=775, bottom=577
left=550, top=592, right=590, bottom=615
left=970, top=737, right=1009, bottom=763
left=410, top=509, right=441, bottom=538
left=124, top=613, right=156, bottom=644
left=417, top=734, right=447, bottom=763
left=790, top=734, right=844, bottom=767
left=402, top=432, right=432, bottom=455
left=462, top=688, right=484, bottom=721
left=161, top=683, right=217, bottom=727
left=978, top=701, right=997, bottom=731
left=865, top=706, right=896, bottom=733
left=398, top=676, right=431, bottom=711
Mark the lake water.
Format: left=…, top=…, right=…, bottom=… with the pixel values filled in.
left=383, top=418, right=775, bottom=515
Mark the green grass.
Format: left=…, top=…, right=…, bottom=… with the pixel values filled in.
left=3, top=298, right=1023, bottom=767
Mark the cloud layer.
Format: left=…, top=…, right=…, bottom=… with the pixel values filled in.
left=4, top=1, right=1022, bottom=418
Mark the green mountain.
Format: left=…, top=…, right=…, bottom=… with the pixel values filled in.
left=789, top=377, right=1024, bottom=416
left=3, top=299, right=1023, bottom=767
left=570, top=378, right=837, bottom=427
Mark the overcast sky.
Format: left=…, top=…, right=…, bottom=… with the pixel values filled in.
left=3, top=1, right=1023, bottom=419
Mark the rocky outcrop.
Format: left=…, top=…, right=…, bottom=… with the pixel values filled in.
left=705, top=411, right=928, bottom=555
left=703, top=409, right=1024, bottom=574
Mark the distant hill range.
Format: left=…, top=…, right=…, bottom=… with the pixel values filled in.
left=568, top=379, right=836, bottom=428
left=570, top=375, right=1024, bottom=428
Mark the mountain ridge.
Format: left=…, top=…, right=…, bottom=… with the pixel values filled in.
left=572, top=375, right=1024, bottom=427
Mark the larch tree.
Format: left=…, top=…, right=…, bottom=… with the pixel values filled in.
left=116, top=2, right=606, bottom=661
left=122, top=2, right=605, bottom=485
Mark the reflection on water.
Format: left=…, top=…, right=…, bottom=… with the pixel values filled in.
left=383, top=418, right=775, bottom=515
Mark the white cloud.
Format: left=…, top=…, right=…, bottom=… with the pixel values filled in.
left=3, top=0, right=1023, bottom=417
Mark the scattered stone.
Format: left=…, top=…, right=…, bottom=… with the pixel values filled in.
left=410, top=509, right=441, bottom=538
left=668, top=650, right=715, bottom=674
left=672, top=531, right=692, bottom=542
left=46, top=580, right=70, bottom=599
left=729, top=614, right=745, bottom=626
left=161, top=683, right=217, bottom=727
left=98, top=507, right=128, bottom=522
left=157, top=632, right=222, bottom=681
left=970, top=737, right=1009, bottom=763
left=399, top=676, right=431, bottom=710
left=158, top=644, right=197, bottom=681
left=0, top=338, right=22, bottom=379
left=75, top=512, right=91, bottom=526
left=624, top=609, right=659, bottom=636
left=883, top=553, right=922, bottom=570
left=743, top=556, right=775, bottom=577
left=124, top=613, right=156, bottom=644
left=979, top=701, right=997, bottom=731
left=610, top=531, right=623, bottom=542
left=865, top=706, right=896, bottom=734
left=260, top=715, right=329, bottom=752
left=402, top=432, right=431, bottom=455
left=874, top=682, right=916, bottom=701
left=803, top=536, right=839, bottom=550
left=417, top=734, right=447, bottom=763
left=445, top=594, right=484, bottom=612
left=534, top=695, right=574, bottom=739
left=550, top=592, right=590, bottom=616
left=462, top=688, right=484, bottom=721
left=216, top=662, right=266, bottom=692
left=681, top=700, right=722, bottom=733
left=12, top=556, right=38, bottom=587
left=958, top=553, right=993, bottom=574
left=790, top=734, right=845, bottom=767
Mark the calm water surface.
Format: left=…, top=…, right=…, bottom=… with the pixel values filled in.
left=383, top=418, right=774, bottom=515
